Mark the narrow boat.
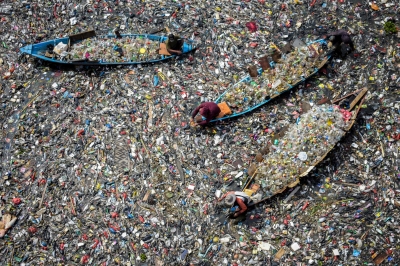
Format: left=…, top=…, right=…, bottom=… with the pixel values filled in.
left=241, top=88, right=369, bottom=205
left=19, top=30, right=196, bottom=66
left=211, top=39, right=331, bottom=123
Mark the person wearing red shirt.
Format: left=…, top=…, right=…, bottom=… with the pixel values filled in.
left=191, top=102, right=221, bottom=126
left=218, top=191, right=253, bottom=218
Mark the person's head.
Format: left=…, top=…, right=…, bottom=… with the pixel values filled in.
left=341, top=34, right=351, bottom=44
left=168, top=34, right=175, bottom=41
left=225, top=194, right=236, bottom=207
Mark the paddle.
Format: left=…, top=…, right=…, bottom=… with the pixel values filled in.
left=149, top=27, right=167, bottom=35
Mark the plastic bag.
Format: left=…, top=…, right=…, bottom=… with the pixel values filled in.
left=53, top=42, right=68, bottom=55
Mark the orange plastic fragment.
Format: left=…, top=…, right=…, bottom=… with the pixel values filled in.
left=216, top=102, right=232, bottom=118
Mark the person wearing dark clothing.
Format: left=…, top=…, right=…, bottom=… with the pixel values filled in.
left=191, top=102, right=221, bottom=126
left=166, top=34, right=184, bottom=55
left=327, top=29, right=354, bottom=49
left=114, top=30, right=122, bottom=39
left=326, top=29, right=354, bottom=57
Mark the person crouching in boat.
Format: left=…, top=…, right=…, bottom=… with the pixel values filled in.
left=191, top=102, right=221, bottom=126
left=218, top=191, right=253, bottom=218
left=166, top=34, right=184, bottom=55
left=325, top=29, right=355, bottom=57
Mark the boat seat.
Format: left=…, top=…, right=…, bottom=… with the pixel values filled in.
left=159, top=43, right=171, bottom=56
left=216, top=102, right=232, bottom=119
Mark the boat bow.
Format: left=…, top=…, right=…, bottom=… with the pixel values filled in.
left=20, top=44, right=33, bottom=55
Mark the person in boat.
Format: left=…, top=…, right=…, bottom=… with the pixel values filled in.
left=114, top=25, right=122, bottom=39
left=191, top=102, right=221, bottom=126
left=218, top=191, right=253, bottom=218
left=166, top=34, right=184, bottom=55
left=325, top=29, right=355, bottom=56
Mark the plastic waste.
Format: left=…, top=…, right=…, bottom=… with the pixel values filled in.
left=0, top=0, right=399, bottom=265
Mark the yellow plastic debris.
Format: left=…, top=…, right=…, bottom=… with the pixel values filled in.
left=244, top=189, right=254, bottom=196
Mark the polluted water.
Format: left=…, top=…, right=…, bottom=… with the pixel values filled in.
left=0, top=0, right=400, bottom=265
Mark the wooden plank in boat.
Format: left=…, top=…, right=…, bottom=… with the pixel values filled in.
left=349, top=87, right=368, bottom=111
left=69, top=30, right=96, bottom=43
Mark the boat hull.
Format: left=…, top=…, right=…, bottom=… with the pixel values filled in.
left=210, top=39, right=330, bottom=123
left=19, top=34, right=196, bottom=66
left=244, top=88, right=368, bottom=205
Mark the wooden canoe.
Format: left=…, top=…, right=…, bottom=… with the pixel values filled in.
left=243, top=87, right=369, bottom=205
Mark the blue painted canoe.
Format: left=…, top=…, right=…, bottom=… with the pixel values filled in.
left=19, top=32, right=196, bottom=66
left=210, top=39, right=330, bottom=123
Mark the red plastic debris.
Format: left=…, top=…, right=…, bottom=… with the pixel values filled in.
left=28, top=226, right=37, bottom=234
left=76, top=129, right=85, bottom=137
left=12, top=198, right=21, bottom=205
left=139, top=215, right=145, bottom=223
left=122, top=192, right=128, bottom=199
left=302, top=201, right=310, bottom=210
left=92, top=239, right=100, bottom=249
left=245, top=22, right=257, bottom=33
left=249, top=42, right=258, bottom=48
left=81, top=254, right=90, bottom=264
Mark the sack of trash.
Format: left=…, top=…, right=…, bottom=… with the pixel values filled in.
left=53, top=42, right=68, bottom=55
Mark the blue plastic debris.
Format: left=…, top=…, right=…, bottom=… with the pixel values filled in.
left=153, top=75, right=159, bottom=86
left=352, top=249, right=360, bottom=257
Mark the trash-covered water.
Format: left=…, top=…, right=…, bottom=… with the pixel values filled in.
left=0, top=0, right=399, bottom=265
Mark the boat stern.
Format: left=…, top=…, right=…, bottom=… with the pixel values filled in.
left=20, top=44, right=33, bottom=55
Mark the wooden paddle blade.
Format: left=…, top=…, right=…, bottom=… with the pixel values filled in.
left=248, top=65, right=258, bottom=77
left=259, top=56, right=270, bottom=70
left=69, top=30, right=96, bottom=43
